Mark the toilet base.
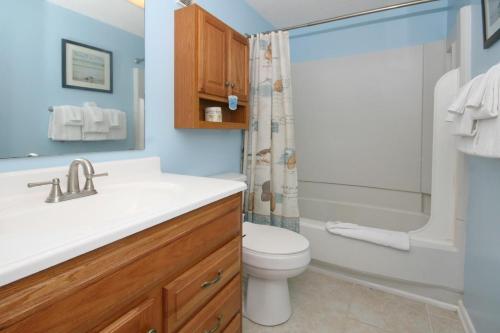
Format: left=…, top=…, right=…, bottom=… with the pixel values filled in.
left=244, top=275, right=292, bottom=326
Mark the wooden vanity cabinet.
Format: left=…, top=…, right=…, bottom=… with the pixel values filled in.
left=175, top=4, right=249, bottom=129
left=0, top=194, right=243, bottom=333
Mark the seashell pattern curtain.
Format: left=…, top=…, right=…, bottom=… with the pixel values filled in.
left=243, top=31, right=300, bottom=232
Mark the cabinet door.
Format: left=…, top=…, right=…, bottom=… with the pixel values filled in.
left=228, top=31, right=249, bottom=101
left=199, top=11, right=228, bottom=98
left=99, top=296, right=161, bottom=333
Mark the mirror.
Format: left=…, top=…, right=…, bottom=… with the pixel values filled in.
left=0, top=0, right=145, bottom=159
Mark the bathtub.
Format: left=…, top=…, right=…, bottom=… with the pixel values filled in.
left=300, top=217, right=464, bottom=292
left=298, top=69, right=466, bottom=295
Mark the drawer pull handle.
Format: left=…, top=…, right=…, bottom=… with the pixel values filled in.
left=203, top=315, right=224, bottom=333
left=201, top=270, right=223, bottom=289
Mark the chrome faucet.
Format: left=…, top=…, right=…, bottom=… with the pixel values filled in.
left=28, top=158, right=108, bottom=203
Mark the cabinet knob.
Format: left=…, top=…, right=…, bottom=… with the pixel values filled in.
left=224, top=81, right=230, bottom=87
left=147, top=329, right=157, bottom=333
left=230, top=82, right=236, bottom=88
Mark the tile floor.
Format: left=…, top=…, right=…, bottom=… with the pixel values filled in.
left=243, top=270, right=465, bottom=333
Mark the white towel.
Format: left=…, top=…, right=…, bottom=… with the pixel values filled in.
left=447, top=75, right=485, bottom=137
left=467, top=63, right=500, bottom=119
left=325, top=221, right=410, bottom=251
left=448, top=74, right=485, bottom=115
left=451, top=107, right=478, bottom=137
left=469, top=116, right=500, bottom=158
left=106, top=109, right=127, bottom=140
left=82, top=106, right=109, bottom=141
left=472, top=72, right=499, bottom=120
left=48, top=106, right=82, bottom=141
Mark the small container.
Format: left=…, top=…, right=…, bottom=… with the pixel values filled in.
left=205, top=107, right=222, bottom=123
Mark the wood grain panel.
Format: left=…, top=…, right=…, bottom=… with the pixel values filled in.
left=177, top=276, right=240, bottom=333
left=223, top=313, right=241, bottom=333
left=175, top=5, right=199, bottom=128
left=164, top=238, right=240, bottom=332
left=98, top=290, right=162, bottom=333
left=198, top=10, right=228, bottom=98
left=228, top=31, right=249, bottom=102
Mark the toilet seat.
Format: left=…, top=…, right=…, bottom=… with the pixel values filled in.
left=243, top=222, right=310, bottom=270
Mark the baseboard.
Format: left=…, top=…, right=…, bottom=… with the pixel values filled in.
left=308, top=263, right=460, bottom=311
left=458, top=300, right=477, bottom=333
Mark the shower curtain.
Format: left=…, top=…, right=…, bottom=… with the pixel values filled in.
left=244, top=31, right=300, bottom=232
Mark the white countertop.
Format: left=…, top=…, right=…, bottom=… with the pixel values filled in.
left=0, top=157, right=246, bottom=287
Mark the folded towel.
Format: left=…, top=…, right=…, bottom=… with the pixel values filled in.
left=82, top=106, right=109, bottom=141
left=471, top=72, right=499, bottom=120
left=469, top=115, right=500, bottom=157
left=85, top=106, right=105, bottom=123
left=451, top=107, right=478, bottom=137
left=52, top=105, right=83, bottom=126
left=467, top=64, right=500, bottom=119
left=48, top=107, right=82, bottom=141
left=448, top=74, right=485, bottom=114
left=325, top=221, right=410, bottom=251
left=107, top=110, right=127, bottom=140
left=106, top=109, right=122, bottom=128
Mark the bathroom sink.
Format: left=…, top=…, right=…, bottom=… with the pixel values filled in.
left=0, top=181, right=184, bottom=224
left=0, top=157, right=247, bottom=287
left=0, top=181, right=189, bottom=268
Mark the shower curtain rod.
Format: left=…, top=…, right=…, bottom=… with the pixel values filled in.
left=247, top=0, right=438, bottom=37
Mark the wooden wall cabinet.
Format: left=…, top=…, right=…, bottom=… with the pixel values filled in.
left=175, top=5, right=249, bottom=129
left=0, top=194, right=243, bottom=333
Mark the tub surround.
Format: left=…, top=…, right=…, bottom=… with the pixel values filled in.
left=0, top=157, right=246, bottom=287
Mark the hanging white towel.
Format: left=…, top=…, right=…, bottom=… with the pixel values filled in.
left=82, top=106, right=109, bottom=141
left=48, top=106, right=82, bottom=141
left=447, top=74, right=486, bottom=137
left=471, top=72, right=499, bottom=120
left=451, top=107, right=478, bottom=137
left=467, top=63, right=500, bottom=119
left=448, top=74, right=485, bottom=115
left=106, top=109, right=127, bottom=140
left=469, top=115, right=500, bottom=158
left=325, top=221, right=410, bottom=251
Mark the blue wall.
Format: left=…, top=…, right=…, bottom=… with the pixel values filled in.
left=290, top=0, right=449, bottom=63
left=465, top=157, right=500, bottom=333
left=0, top=0, right=272, bottom=174
left=0, top=1, right=144, bottom=157
left=452, top=1, right=500, bottom=332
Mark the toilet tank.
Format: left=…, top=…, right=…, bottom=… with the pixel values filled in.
left=210, top=173, right=247, bottom=221
left=210, top=173, right=247, bottom=183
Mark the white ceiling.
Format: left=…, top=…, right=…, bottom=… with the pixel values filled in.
left=47, top=0, right=144, bottom=37
left=245, top=0, right=421, bottom=29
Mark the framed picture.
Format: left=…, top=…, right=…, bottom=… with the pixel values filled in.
left=482, top=0, right=500, bottom=48
left=62, top=39, right=113, bottom=93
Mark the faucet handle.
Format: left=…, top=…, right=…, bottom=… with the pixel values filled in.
left=27, top=178, right=64, bottom=203
left=83, top=172, right=109, bottom=192
left=28, top=178, right=59, bottom=188
left=91, top=172, right=109, bottom=178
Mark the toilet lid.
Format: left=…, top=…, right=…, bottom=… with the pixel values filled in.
left=242, top=222, right=309, bottom=255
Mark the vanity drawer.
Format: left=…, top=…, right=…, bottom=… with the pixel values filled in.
left=177, top=275, right=241, bottom=333
left=99, top=290, right=162, bottom=333
left=222, top=313, right=241, bottom=333
left=164, top=237, right=241, bottom=333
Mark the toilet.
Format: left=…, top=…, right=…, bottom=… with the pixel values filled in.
left=211, top=173, right=311, bottom=326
